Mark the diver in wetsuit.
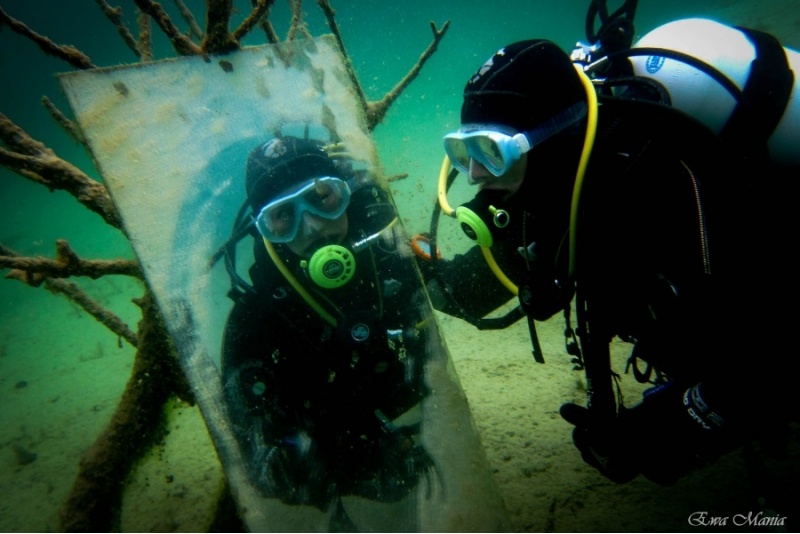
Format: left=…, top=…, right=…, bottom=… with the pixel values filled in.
left=421, top=27, right=796, bottom=493
left=221, top=135, right=434, bottom=517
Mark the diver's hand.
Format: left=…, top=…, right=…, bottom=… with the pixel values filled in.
left=561, top=382, right=734, bottom=485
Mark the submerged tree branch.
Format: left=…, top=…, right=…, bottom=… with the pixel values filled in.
left=45, top=278, right=141, bottom=348
left=132, top=0, right=203, bottom=56
left=250, top=0, right=280, bottom=43
left=233, top=0, right=276, bottom=43
left=0, top=114, right=123, bottom=230
left=59, top=292, right=190, bottom=531
left=317, top=0, right=369, bottom=116
left=0, top=239, right=142, bottom=282
left=174, top=0, right=204, bottom=40
left=41, top=97, right=86, bottom=146
left=366, top=20, right=450, bottom=129
left=0, top=243, right=140, bottom=348
left=202, top=0, right=239, bottom=54
left=93, top=0, right=141, bottom=58
left=317, top=1, right=450, bottom=131
left=137, top=8, right=154, bottom=62
left=287, top=0, right=313, bottom=41
left=0, top=6, right=96, bottom=69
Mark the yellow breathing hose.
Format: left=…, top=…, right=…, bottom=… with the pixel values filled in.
left=480, top=245, right=519, bottom=295
left=263, top=238, right=339, bottom=327
left=437, top=155, right=456, bottom=216
left=437, top=154, right=519, bottom=296
left=569, top=63, right=599, bottom=280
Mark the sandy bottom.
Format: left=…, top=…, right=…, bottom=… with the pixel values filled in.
left=439, top=312, right=799, bottom=532
left=1, top=270, right=797, bottom=532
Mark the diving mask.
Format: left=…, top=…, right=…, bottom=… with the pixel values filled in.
left=255, top=176, right=351, bottom=243
left=443, top=102, right=588, bottom=177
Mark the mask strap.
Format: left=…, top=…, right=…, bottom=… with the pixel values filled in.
left=522, top=101, right=589, bottom=150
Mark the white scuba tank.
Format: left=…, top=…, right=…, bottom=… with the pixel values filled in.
left=629, top=18, right=799, bottom=165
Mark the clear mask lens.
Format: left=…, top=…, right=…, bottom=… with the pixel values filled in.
left=443, top=102, right=588, bottom=179
left=255, top=177, right=351, bottom=243
left=443, top=130, right=521, bottom=178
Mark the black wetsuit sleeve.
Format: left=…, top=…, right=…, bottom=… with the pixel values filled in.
left=429, top=245, right=518, bottom=320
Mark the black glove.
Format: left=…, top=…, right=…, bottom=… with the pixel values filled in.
left=561, top=382, right=736, bottom=485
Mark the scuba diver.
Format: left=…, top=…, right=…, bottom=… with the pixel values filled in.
left=220, top=134, right=435, bottom=525
left=419, top=0, right=797, bottom=500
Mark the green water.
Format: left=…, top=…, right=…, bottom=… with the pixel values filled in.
left=1, top=0, right=796, bottom=531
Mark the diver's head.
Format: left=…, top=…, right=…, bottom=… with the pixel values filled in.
left=445, top=39, right=586, bottom=198
left=246, top=136, right=350, bottom=258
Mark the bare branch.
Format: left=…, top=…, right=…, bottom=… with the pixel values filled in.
left=233, top=0, right=276, bottom=42
left=0, top=6, right=96, bottom=69
left=137, top=8, right=154, bottom=62
left=93, top=0, right=141, bottom=58
left=316, top=0, right=369, bottom=118
left=42, top=97, right=86, bottom=146
left=0, top=242, right=140, bottom=348
left=0, top=114, right=123, bottom=230
left=173, top=0, right=204, bottom=40
left=59, top=292, right=190, bottom=531
left=251, top=0, right=280, bottom=43
left=366, top=20, right=451, bottom=130
left=287, top=0, right=312, bottom=41
left=45, top=278, right=140, bottom=347
left=132, top=0, right=203, bottom=56
left=1, top=239, right=142, bottom=282
left=287, top=0, right=301, bottom=41
left=202, top=0, right=240, bottom=54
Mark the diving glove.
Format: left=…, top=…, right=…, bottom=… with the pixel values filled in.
left=560, top=381, right=736, bottom=485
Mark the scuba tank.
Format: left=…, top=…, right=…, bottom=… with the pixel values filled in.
left=567, top=3, right=798, bottom=427
left=628, top=18, right=798, bottom=166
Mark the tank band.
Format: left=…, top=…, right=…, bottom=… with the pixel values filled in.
left=720, top=28, right=794, bottom=160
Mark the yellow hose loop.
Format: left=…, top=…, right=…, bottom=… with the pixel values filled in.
left=437, top=155, right=456, bottom=217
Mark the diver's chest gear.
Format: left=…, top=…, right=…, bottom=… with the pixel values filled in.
left=258, top=262, right=418, bottom=367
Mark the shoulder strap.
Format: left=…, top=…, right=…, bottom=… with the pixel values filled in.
left=720, top=28, right=794, bottom=161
